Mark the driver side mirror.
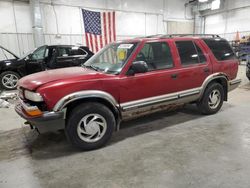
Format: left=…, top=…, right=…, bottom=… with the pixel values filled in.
left=127, top=61, right=148, bottom=76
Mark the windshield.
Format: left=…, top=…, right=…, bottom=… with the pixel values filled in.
left=84, top=42, right=138, bottom=74
left=20, top=48, right=37, bottom=59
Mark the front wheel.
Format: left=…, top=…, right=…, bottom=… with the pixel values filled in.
left=197, top=83, right=224, bottom=115
left=65, top=102, right=115, bottom=150
left=0, top=71, right=20, bottom=90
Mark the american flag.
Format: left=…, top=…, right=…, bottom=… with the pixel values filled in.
left=82, top=9, right=116, bottom=53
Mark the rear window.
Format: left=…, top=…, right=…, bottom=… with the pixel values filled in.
left=175, top=41, right=206, bottom=66
left=203, top=39, right=236, bottom=61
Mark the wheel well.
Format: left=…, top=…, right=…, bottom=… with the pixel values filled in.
left=0, top=70, right=21, bottom=77
left=208, top=78, right=228, bottom=101
left=65, top=97, right=121, bottom=129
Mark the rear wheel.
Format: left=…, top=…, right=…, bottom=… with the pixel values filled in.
left=65, top=102, right=115, bottom=150
left=0, top=71, right=20, bottom=90
left=197, top=83, right=224, bottom=115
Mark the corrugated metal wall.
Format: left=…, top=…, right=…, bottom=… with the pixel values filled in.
left=204, top=0, right=250, bottom=40
left=0, top=0, right=193, bottom=56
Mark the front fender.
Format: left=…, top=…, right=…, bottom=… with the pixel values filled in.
left=53, top=90, right=119, bottom=112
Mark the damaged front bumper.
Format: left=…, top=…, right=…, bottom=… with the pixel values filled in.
left=15, top=99, right=65, bottom=133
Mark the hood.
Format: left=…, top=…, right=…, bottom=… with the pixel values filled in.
left=18, top=67, right=109, bottom=90
left=0, top=46, right=19, bottom=59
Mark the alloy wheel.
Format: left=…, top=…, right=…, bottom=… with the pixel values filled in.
left=2, top=74, right=19, bottom=89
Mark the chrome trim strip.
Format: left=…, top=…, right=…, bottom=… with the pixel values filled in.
left=228, top=78, right=241, bottom=92
left=121, top=87, right=201, bottom=111
left=179, top=90, right=200, bottom=98
left=229, top=79, right=241, bottom=85
left=53, top=90, right=119, bottom=112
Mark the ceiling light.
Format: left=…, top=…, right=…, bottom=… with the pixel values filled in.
left=211, top=0, right=221, bottom=10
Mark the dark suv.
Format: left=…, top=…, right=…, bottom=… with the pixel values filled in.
left=16, top=34, right=241, bottom=150
left=0, top=45, right=93, bottom=90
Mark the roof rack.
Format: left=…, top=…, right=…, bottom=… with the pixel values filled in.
left=165, top=34, right=221, bottom=38
left=139, top=34, right=220, bottom=39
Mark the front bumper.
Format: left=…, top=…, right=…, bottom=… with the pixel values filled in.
left=15, top=100, right=65, bottom=133
left=228, top=78, right=241, bottom=92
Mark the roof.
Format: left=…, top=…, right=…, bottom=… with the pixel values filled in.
left=47, top=45, right=86, bottom=48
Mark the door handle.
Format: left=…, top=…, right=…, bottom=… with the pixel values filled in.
left=203, top=67, right=210, bottom=73
left=171, top=74, right=178, bottom=79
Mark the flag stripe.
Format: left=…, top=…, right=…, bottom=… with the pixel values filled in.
left=108, top=12, right=112, bottom=43
left=103, top=12, right=108, bottom=46
left=99, top=35, right=103, bottom=49
left=85, top=33, right=89, bottom=48
left=94, top=35, right=98, bottom=53
left=89, top=34, right=94, bottom=53
left=113, top=11, right=116, bottom=41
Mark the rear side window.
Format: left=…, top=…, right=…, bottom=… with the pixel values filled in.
left=203, top=39, right=236, bottom=61
left=176, top=41, right=205, bottom=66
left=194, top=43, right=206, bottom=64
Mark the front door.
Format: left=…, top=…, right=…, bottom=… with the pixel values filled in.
left=119, top=41, right=180, bottom=109
left=26, top=46, right=47, bottom=74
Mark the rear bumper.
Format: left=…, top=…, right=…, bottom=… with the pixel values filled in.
left=15, top=101, right=65, bottom=133
left=228, top=78, right=241, bottom=92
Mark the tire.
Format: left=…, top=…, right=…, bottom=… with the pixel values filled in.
left=197, top=82, right=224, bottom=115
left=247, top=75, right=250, bottom=81
left=0, top=71, right=20, bottom=90
left=65, top=102, right=115, bottom=150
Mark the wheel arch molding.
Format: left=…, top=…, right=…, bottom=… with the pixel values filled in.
left=199, top=72, right=229, bottom=101
left=53, top=90, right=121, bottom=129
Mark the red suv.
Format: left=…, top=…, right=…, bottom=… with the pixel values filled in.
left=15, top=35, right=241, bottom=150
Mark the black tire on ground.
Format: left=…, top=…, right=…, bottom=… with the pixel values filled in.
left=65, top=102, right=115, bottom=150
left=197, top=82, right=224, bottom=115
left=0, top=71, right=20, bottom=90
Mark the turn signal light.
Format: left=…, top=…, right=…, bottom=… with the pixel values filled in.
left=26, top=109, right=43, bottom=116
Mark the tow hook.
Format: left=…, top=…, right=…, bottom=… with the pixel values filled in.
left=24, top=121, right=33, bottom=129
left=24, top=121, right=40, bottom=134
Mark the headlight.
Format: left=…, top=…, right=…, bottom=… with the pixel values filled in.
left=24, top=90, right=43, bottom=102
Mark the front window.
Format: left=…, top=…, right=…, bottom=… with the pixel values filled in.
left=30, top=46, right=46, bottom=60
left=134, top=42, right=174, bottom=71
left=84, top=42, right=138, bottom=74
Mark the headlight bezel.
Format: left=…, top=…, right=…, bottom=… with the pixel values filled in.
left=24, top=90, right=43, bottom=102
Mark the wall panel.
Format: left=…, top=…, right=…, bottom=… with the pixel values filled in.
left=0, top=0, right=189, bottom=55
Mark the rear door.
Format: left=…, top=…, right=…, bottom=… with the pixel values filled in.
left=55, top=46, right=74, bottom=68
left=174, top=39, right=212, bottom=91
left=55, top=46, right=90, bottom=68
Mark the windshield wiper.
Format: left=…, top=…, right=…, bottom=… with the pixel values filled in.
left=83, top=64, right=103, bottom=72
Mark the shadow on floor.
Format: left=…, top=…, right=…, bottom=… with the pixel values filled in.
left=0, top=101, right=237, bottom=161
left=26, top=104, right=205, bottom=160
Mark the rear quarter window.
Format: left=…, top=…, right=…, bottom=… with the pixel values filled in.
left=203, top=39, right=236, bottom=61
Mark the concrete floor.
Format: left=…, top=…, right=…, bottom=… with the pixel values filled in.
left=1, top=65, right=250, bottom=188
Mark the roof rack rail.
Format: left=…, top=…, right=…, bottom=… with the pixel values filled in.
left=159, top=34, right=221, bottom=38
left=135, top=34, right=165, bottom=39
left=135, top=34, right=221, bottom=39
